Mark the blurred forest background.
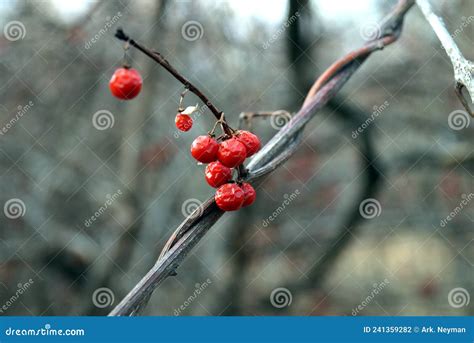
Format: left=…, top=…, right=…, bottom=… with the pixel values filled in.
left=0, top=0, right=472, bottom=316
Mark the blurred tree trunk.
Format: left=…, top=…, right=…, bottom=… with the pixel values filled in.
left=287, top=0, right=317, bottom=108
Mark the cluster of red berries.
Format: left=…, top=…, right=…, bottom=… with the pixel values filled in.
left=191, top=131, right=260, bottom=211
left=109, top=66, right=260, bottom=212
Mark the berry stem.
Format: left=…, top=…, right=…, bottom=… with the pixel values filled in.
left=115, top=28, right=234, bottom=134
left=236, top=164, right=248, bottom=181
left=177, top=87, right=188, bottom=112
left=208, top=120, right=220, bottom=137
left=209, top=112, right=235, bottom=138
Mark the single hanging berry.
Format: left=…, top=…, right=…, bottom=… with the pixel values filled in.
left=109, top=67, right=142, bottom=100
left=175, top=113, right=193, bottom=131
left=205, top=161, right=232, bottom=188
left=191, top=135, right=219, bottom=163
left=217, top=138, right=247, bottom=168
left=240, top=182, right=256, bottom=207
left=236, top=130, right=260, bottom=157
left=215, top=183, right=245, bottom=211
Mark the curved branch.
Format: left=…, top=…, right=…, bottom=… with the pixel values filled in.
left=108, top=198, right=222, bottom=316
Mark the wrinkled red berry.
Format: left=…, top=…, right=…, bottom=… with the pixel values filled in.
left=191, top=136, right=219, bottom=163
left=205, top=161, right=232, bottom=188
left=215, top=183, right=245, bottom=211
left=241, top=182, right=256, bottom=207
left=175, top=114, right=193, bottom=132
left=217, top=138, right=247, bottom=168
left=109, top=67, right=142, bottom=100
left=236, top=130, right=260, bottom=157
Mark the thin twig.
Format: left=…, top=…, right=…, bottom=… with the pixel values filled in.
left=416, top=0, right=474, bottom=116
left=109, top=0, right=415, bottom=316
left=239, top=110, right=292, bottom=130
left=115, top=28, right=234, bottom=133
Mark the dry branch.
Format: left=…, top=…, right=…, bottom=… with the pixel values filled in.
left=416, top=0, right=474, bottom=116
left=109, top=0, right=415, bottom=316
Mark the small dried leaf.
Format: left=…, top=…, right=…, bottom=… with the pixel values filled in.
left=181, top=104, right=199, bottom=115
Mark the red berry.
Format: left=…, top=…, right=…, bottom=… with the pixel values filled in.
left=205, top=161, right=232, bottom=188
left=175, top=114, right=193, bottom=131
left=215, top=183, right=245, bottom=211
left=236, top=130, right=260, bottom=157
left=241, top=182, right=256, bottom=207
left=109, top=67, right=142, bottom=100
left=217, top=138, right=247, bottom=168
left=190, top=136, right=219, bottom=163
